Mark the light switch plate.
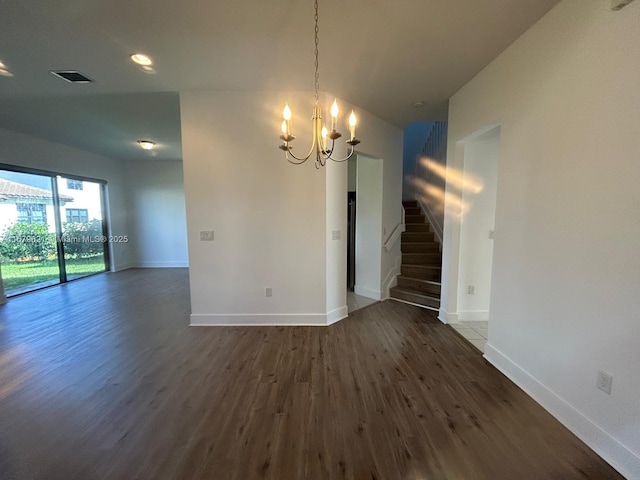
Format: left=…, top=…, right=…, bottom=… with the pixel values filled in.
left=200, top=230, right=214, bottom=241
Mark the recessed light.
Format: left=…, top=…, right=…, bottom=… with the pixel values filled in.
left=131, top=54, right=153, bottom=66
left=139, top=65, right=156, bottom=74
left=412, top=101, right=425, bottom=108
left=0, top=69, right=13, bottom=77
left=137, top=140, right=156, bottom=150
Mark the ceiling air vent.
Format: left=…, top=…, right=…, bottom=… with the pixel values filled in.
left=50, top=70, right=93, bottom=83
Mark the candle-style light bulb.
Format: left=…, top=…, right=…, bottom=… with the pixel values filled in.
left=281, top=120, right=287, bottom=134
left=283, top=103, right=292, bottom=121
left=330, top=99, right=339, bottom=131
left=321, top=125, right=328, bottom=150
left=349, top=111, right=357, bottom=140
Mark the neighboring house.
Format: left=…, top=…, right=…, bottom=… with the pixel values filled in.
left=0, top=177, right=101, bottom=233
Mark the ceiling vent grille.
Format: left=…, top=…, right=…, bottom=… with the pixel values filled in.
left=50, top=70, right=93, bottom=83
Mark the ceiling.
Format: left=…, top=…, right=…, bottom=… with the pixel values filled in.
left=0, top=0, right=561, bottom=162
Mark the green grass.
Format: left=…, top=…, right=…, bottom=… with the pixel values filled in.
left=1, top=256, right=106, bottom=294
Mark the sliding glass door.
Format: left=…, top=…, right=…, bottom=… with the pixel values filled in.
left=0, top=166, right=109, bottom=297
left=57, top=176, right=108, bottom=281
left=0, top=170, right=61, bottom=295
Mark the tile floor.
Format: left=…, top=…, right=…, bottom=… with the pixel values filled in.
left=347, top=291, right=378, bottom=313
left=450, top=321, right=489, bottom=353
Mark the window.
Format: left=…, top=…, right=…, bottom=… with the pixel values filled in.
left=16, top=203, right=47, bottom=224
left=65, top=208, right=89, bottom=223
left=67, top=179, right=83, bottom=190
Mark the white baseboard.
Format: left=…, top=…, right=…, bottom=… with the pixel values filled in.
left=327, top=306, right=348, bottom=325
left=381, top=259, right=402, bottom=300
left=112, top=263, right=133, bottom=272
left=191, top=313, right=329, bottom=327
left=134, top=261, right=189, bottom=268
left=390, top=297, right=439, bottom=312
left=484, top=343, right=640, bottom=480
left=438, top=308, right=458, bottom=324
left=354, top=285, right=382, bottom=300
left=417, top=197, right=443, bottom=244
left=458, top=310, right=489, bottom=321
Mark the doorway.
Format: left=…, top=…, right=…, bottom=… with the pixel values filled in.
left=453, top=126, right=500, bottom=351
left=0, top=166, right=109, bottom=297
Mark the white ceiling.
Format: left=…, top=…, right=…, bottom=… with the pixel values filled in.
left=0, top=0, right=561, bottom=161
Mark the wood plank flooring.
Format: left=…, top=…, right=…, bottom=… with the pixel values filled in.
left=0, top=269, right=623, bottom=479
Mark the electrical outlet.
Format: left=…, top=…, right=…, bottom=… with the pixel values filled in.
left=265, top=287, right=272, bottom=297
left=332, top=230, right=341, bottom=240
left=468, top=285, right=475, bottom=295
left=596, top=370, right=613, bottom=395
left=200, top=230, right=214, bottom=241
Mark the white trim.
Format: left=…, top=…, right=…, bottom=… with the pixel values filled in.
left=383, top=222, right=406, bottom=252
left=389, top=297, right=439, bottom=312
left=134, top=261, right=189, bottom=268
left=458, top=310, right=489, bottom=321
left=381, top=257, right=402, bottom=300
left=354, top=285, right=382, bottom=300
left=327, top=306, right=348, bottom=325
left=112, top=262, right=133, bottom=272
left=484, top=343, right=640, bottom=480
left=417, top=197, right=443, bottom=244
left=190, top=313, right=329, bottom=327
left=438, top=308, right=458, bottom=324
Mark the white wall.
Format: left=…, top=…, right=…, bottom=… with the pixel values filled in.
left=124, top=160, right=188, bottom=268
left=444, top=0, right=640, bottom=477
left=354, top=154, right=383, bottom=299
left=456, top=128, right=499, bottom=320
left=0, top=127, right=132, bottom=271
left=180, top=90, right=402, bottom=325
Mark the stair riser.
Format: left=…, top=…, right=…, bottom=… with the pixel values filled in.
left=402, top=243, right=439, bottom=253
left=390, top=289, right=440, bottom=309
left=404, top=207, right=421, bottom=216
left=405, top=224, right=431, bottom=233
left=403, top=253, right=441, bottom=265
left=401, top=233, right=435, bottom=242
left=401, top=266, right=441, bottom=281
left=405, top=215, right=425, bottom=224
left=402, top=201, right=418, bottom=208
left=397, top=278, right=441, bottom=296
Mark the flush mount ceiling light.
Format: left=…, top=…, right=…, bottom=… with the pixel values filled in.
left=130, top=54, right=153, bottom=66
left=137, top=140, right=156, bottom=150
left=278, top=0, right=361, bottom=168
left=0, top=61, right=13, bottom=77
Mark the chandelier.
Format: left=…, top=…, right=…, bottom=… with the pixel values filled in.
left=279, top=0, right=361, bottom=168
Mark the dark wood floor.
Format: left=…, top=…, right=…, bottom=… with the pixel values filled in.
left=0, top=269, right=622, bottom=480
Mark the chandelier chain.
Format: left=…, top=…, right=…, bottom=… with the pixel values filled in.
left=314, top=0, right=320, bottom=103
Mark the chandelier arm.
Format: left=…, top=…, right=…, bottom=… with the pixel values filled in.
left=283, top=131, right=318, bottom=162
left=326, top=144, right=357, bottom=163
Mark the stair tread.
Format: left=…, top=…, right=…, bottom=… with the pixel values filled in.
left=391, top=286, right=439, bottom=298
left=397, top=276, right=441, bottom=286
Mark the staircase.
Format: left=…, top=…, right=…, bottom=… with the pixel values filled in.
left=390, top=200, right=441, bottom=311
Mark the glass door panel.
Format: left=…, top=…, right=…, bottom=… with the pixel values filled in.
left=0, top=170, right=61, bottom=295
left=57, top=176, right=108, bottom=281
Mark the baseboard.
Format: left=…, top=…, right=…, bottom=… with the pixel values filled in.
left=458, top=310, right=489, bottom=321
left=190, top=313, right=329, bottom=327
left=390, top=297, right=439, bottom=312
left=416, top=197, right=443, bottom=244
left=381, top=260, right=402, bottom=300
left=112, top=263, right=133, bottom=272
left=134, top=261, right=189, bottom=268
left=438, top=308, right=458, bottom=324
left=354, top=285, right=382, bottom=300
left=484, top=343, right=640, bottom=480
left=327, top=306, right=348, bottom=325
